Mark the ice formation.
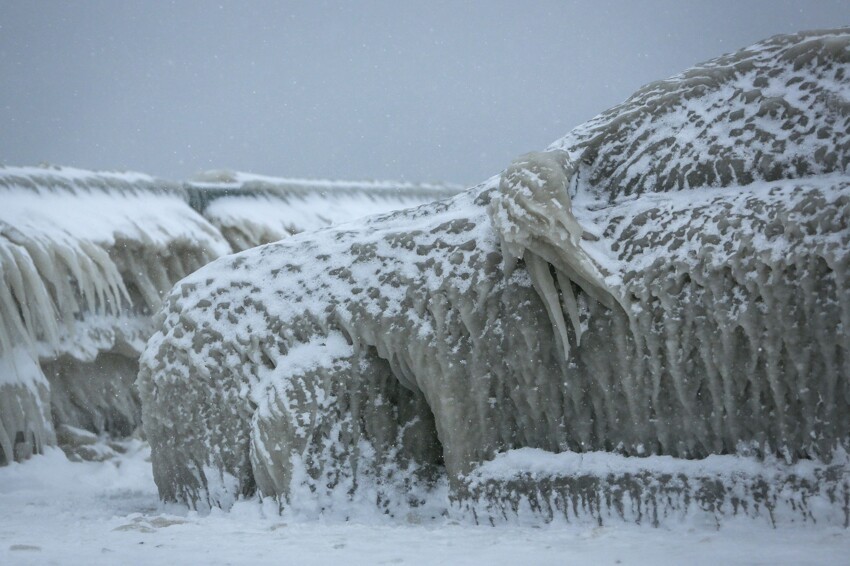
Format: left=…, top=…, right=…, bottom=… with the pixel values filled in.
left=187, top=170, right=462, bottom=251
left=0, top=165, right=232, bottom=463
left=138, top=28, right=850, bottom=524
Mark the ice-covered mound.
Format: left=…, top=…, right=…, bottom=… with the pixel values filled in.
left=138, top=29, right=849, bottom=523
left=551, top=28, right=849, bottom=198
left=187, top=171, right=462, bottom=251
left=0, top=165, right=231, bottom=464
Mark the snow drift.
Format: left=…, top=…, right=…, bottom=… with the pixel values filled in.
left=138, top=28, right=850, bottom=525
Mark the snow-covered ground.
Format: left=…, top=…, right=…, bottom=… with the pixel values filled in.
left=1, top=442, right=847, bottom=565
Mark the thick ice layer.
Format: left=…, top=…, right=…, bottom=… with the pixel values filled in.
left=188, top=171, right=462, bottom=251
left=138, top=29, right=849, bottom=522
left=0, top=165, right=232, bottom=461
left=138, top=189, right=501, bottom=508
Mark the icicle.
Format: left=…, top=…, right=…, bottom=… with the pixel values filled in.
left=526, top=252, right=571, bottom=361
left=126, top=253, right=163, bottom=311
left=0, top=284, right=29, bottom=352
left=555, top=269, right=583, bottom=345
left=489, top=149, right=621, bottom=322
left=51, top=241, right=89, bottom=315
left=78, top=240, right=129, bottom=315
left=147, top=251, right=173, bottom=297
left=165, top=250, right=187, bottom=282
left=0, top=243, right=35, bottom=343
left=5, top=242, right=59, bottom=346
left=21, top=236, right=66, bottom=307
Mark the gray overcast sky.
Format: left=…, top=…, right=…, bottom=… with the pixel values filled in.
left=1, top=1, right=847, bottom=184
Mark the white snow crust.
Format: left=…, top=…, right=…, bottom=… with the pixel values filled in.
left=551, top=28, right=850, bottom=198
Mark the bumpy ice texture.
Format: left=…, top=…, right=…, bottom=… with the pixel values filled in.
left=138, top=29, right=850, bottom=523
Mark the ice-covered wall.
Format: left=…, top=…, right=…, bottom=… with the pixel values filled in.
left=0, top=165, right=231, bottom=462
left=187, top=170, right=462, bottom=251
left=138, top=28, right=850, bottom=523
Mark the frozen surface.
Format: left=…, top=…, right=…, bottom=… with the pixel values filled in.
left=1, top=442, right=849, bottom=566
left=139, top=28, right=850, bottom=522
left=189, top=170, right=462, bottom=251
left=0, top=165, right=231, bottom=461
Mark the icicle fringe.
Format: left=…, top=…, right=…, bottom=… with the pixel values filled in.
left=0, top=165, right=231, bottom=462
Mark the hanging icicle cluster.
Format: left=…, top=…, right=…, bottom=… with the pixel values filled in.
left=0, top=165, right=231, bottom=463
